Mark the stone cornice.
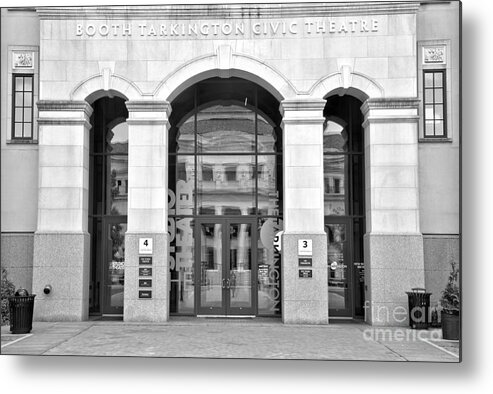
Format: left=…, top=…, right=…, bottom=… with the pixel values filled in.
left=280, top=98, right=326, bottom=113
left=36, top=2, right=421, bottom=20
left=126, top=101, right=171, bottom=126
left=37, top=100, right=93, bottom=124
left=361, top=97, right=420, bottom=127
left=361, top=97, right=420, bottom=115
left=280, top=98, right=326, bottom=125
left=37, top=100, right=93, bottom=114
left=126, top=100, right=171, bottom=114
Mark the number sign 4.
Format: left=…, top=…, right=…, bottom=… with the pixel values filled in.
left=139, top=238, right=153, bottom=255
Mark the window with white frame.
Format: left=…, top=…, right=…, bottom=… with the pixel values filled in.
left=423, top=69, right=447, bottom=138
left=11, top=74, right=34, bottom=140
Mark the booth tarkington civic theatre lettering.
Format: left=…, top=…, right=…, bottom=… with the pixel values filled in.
left=75, top=17, right=380, bottom=38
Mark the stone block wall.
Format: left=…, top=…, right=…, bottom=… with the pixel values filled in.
left=1, top=233, right=34, bottom=292
left=423, top=235, right=460, bottom=308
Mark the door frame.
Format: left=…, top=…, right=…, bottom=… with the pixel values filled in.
left=194, top=216, right=258, bottom=316
left=325, top=217, right=354, bottom=317
left=101, top=216, right=127, bottom=315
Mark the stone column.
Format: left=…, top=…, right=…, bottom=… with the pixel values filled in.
left=361, top=98, right=425, bottom=326
left=280, top=99, right=328, bottom=324
left=124, top=101, right=170, bottom=322
left=33, top=101, right=92, bottom=321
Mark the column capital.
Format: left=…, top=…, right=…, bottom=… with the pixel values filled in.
left=37, top=100, right=93, bottom=126
left=280, top=98, right=326, bottom=126
left=280, top=98, right=326, bottom=113
left=361, top=97, right=420, bottom=126
left=126, top=100, right=171, bottom=125
left=126, top=100, right=171, bottom=113
left=37, top=100, right=93, bottom=113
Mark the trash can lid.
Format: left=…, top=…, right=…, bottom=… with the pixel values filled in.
left=14, top=288, right=29, bottom=296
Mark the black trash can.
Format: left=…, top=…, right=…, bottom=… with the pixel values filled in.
left=406, top=288, right=431, bottom=329
left=8, top=289, right=36, bottom=334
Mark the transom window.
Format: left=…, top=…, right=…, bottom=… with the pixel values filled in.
left=169, top=79, right=283, bottom=217
left=423, top=70, right=447, bottom=138
left=12, top=74, right=34, bottom=140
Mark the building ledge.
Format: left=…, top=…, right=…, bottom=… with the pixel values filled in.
left=6, top=139, right=38, bottom=145
left=36, top=2, right=421, bottom=20
left=418, top=137, right=453, bottom=143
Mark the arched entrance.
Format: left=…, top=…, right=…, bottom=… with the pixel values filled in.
left=168, top=77, right=283, bottom=316
left=323, top=95, right=365, bottom=318
left=88, top=95, right=129, bottom=317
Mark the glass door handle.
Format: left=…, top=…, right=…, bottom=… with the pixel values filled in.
left=222, top=279, right=226, bottom=289
left=225, top=279, right=230, bottom=289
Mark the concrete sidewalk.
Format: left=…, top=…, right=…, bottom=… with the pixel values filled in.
left=1, top=318, right=460, bottom=362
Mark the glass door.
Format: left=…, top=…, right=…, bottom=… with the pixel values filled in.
left=325, top=219, right=352, bottom=317
left=196, top=218, right=256, bottom=316
left=227, top=220, right=255, bottom=315
left=102, top=218, right=127, bottom=315
left=196, top=220, right=224, bottom=314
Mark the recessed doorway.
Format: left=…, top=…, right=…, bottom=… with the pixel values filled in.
left=168, top=77, right=283, bottom=317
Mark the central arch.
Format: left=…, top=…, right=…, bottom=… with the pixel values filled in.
left=167, top=77, right=283, bottom=317
left=155, top=50, right=296, bottom=103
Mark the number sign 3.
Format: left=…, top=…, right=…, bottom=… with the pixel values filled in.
left=298, top=239, right=313, bottom=256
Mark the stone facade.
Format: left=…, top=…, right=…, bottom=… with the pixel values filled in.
left=0, top=2, right=460, bottom=325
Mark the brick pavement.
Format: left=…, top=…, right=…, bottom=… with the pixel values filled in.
left=1, top=318, right=460, bottom=362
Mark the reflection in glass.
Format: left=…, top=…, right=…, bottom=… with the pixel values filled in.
left=324, top=155, right=346, bottom=216
left=174, top=156, right=195, bottom=215
left=107, top=222, right=126, bottom=309
left=176, top=116, right=195, bottom=153
left=353, top=219, right=365, bottom=316
left=90, top=220, right=102, bottom=313
left=197, top=105, right=255, bottom=153
left=104, top=123, right=129, bottom=216
left=197, top=155, right=255, bottom=215
left=257, top=155, right=280, bottom=216
left=229, top=223, right=252, bottom=309
left=169, top=218, right=195, bottom=313
left=108, top=155, right=128, bottom=215
left=351, top=155, right=364, bottom=216
left=326, top=224, right=347, bottom=311
left=323, top=120, right=348, bottom=153
left=200, top=223, right=223, bottom=309
left=106, top=122, right=128, bottom=153
left=257, top=218, right=282, bottom=315
left=92, top=156, right=104, bottom=215
left=257, top=114, right=277, bottom=152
